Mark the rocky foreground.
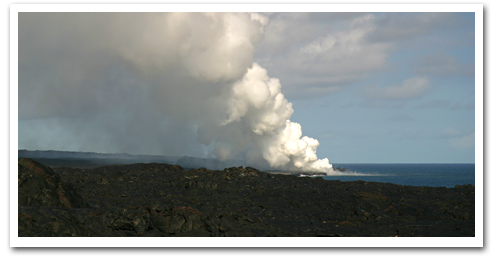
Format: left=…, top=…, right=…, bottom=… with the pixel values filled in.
left=18, top=158, right=475, bottom=237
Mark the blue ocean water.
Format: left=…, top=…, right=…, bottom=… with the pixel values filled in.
left=324, top=163, right=475, bottom=188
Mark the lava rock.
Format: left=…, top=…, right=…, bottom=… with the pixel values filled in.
left=18, top=159, right=475, bottom=237
left=18, top=158, right=85, bottom=208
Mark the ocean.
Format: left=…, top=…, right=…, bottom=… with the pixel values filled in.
left=324, top=163, right=475, bottom=188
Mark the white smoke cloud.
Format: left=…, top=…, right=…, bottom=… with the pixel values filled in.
left=218, top=63, right=332, bottom=172
left=19, top=12, right=333, bottom=174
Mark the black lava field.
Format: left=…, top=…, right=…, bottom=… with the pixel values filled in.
left=18, top=158, right=474, bottom=237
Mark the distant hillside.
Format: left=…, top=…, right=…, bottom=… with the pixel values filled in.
left=18, top=149, right=252, bottom=170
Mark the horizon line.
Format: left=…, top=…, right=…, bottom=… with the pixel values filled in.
left=17, top=149, right=475, bottom=165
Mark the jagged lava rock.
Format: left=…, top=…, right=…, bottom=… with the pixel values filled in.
left=18, top=158, right=85, bottom=208
left=18, top=159, right=475, bottom=237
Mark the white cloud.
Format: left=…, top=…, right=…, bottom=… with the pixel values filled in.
left=389, top=114, right=413, bottom=122
left=415, top=51, right=474, bottom=77
left=416, top=99, right=451, bottom=109
left=415, top=100, right=475, bottom=110
left=254, top=13, right=391, bottom=98
left=450, top=133, right=475, bottom=149
left=432, top=128, right=474, bottom=149
left=365, top=77, right=431, bottom=100
left=440, top=127, right=463, bottom=137
left=367, top=13, right=461, bottom=43
left=253, top=12, right=472, bottom=99
left=450, top=102, right=475, bottom=110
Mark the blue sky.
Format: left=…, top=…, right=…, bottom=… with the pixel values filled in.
left=254, top=12, right=476, bottom=163
left=17, top=11, right=477, bottom=166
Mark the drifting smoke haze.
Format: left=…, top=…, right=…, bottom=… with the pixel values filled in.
left=19, top=12, right=333, bottom=174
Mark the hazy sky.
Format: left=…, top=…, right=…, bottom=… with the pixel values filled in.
left=18, top=11, right=476, bottom=164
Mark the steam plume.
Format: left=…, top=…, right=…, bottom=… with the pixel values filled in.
left=19, top=12, right=333, bottom=174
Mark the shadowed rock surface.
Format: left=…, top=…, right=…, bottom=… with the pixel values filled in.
left=18, top=158, right=474, bottom=237
left=18, top=158, right=85, bottom=209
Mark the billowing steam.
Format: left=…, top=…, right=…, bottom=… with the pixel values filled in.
left=218, top=63, right=333, bottom=173
left=19, top=12, right=333, bottom=174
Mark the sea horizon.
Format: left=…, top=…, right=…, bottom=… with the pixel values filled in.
left=324, top=163, right=475, bottom=188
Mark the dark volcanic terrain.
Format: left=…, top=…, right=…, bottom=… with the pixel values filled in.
left=18, top=158, right=475, bottom=237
